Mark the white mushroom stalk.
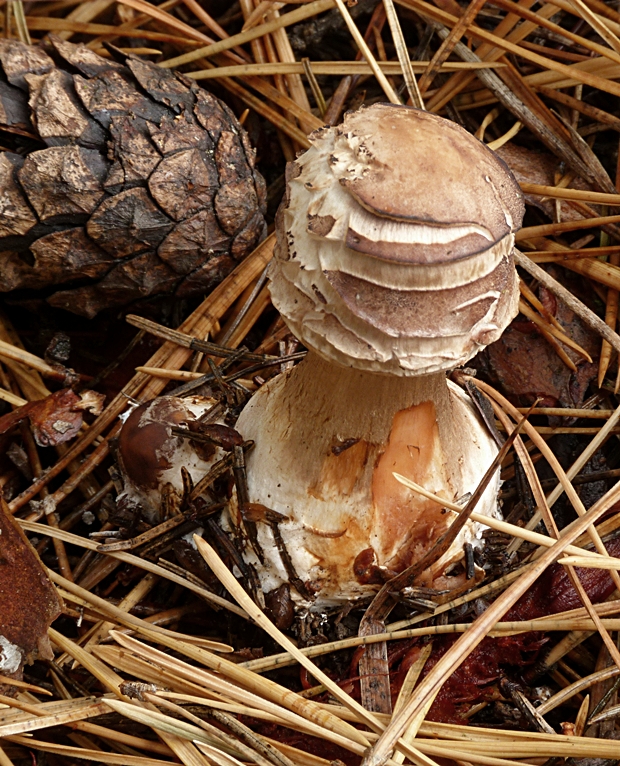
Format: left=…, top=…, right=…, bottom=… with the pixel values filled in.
left=233, top=104, right=525, bottom=607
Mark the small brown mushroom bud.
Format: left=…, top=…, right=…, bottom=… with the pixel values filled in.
left=232, top=104, right=524, bottom=606
left=117, top=395, right=220, bottom=523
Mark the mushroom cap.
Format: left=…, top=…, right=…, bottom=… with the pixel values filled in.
left=117, top=395, right=219, bottom=523
left=271, top=104, right=524, bottom=375
left=119, top=397, right=193, bottom=492
left=335, top=104, right=523, bottom=254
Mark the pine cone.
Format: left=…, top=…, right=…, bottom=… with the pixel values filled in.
left=0, top=37, right=267, bottom=318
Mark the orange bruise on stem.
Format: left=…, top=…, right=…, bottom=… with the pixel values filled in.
left=371, top=402, right=454, bottom=577
left=234, top=353, right=499, bottom=606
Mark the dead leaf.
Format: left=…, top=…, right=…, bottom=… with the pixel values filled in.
left=0, top=388, right=105, bottom=447
left=476, top=271, right=599, bottom=407
left=496, top=143, right=592, bottom=223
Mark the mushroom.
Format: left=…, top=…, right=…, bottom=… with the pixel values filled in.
left=117, top=395, right=223, bottom=523
left=231, top=104, right=524, bottom=606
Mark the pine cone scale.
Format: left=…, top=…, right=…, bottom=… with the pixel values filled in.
left=0, top=43, right=53, bottom=90
left=0, top=154, right=37, bottom=238
left=148, top=148, right=219, bottom=222
left=19, top=146, right=108, bottom=221
left=0, top=79, right=32, bottom=134
left=159, top=207, right=230, bottom=274
left=0, top=37, right=267, bottom=317
left=26, top=70, right=99, bottom=146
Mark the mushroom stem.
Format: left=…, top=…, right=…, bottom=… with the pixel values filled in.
left=234, top=352, right=500, bottom=605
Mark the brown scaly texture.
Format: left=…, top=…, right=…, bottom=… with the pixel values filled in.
left=0, top=37, right=267, bottom=317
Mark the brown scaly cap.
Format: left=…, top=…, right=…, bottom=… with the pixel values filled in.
left=335, top=104, right=524, bottom=239
left=323, top=249, right=516, bottom=342
left=116, top=395, right=224, bottom=525
left=295, top=104, right=524, bottom=266
left=117, top=397, right=192, bottom=491
left=271, top=104, right=524, bottom=375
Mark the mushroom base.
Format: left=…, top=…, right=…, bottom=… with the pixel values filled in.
left=232, top=353, right=500, bottom=607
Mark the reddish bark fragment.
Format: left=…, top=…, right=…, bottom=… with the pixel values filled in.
left=419, top=632, right=547, bottom=723
left=185, top=422, right=243, bottom=451
left=264, top=584, right=294, bottom=630
left=508, top=539, right=620, bottom=620
left=0, top=495, right=62, bottom=686
left=354, top=548, right=386, bottom=585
